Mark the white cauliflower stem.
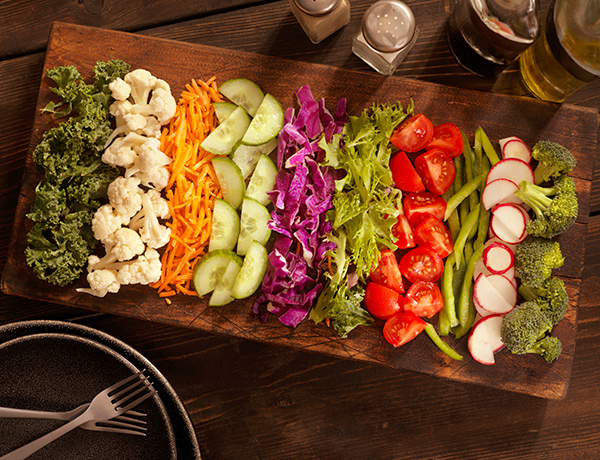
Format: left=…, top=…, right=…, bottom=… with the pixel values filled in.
left=129, top=190, right=171, bottom=249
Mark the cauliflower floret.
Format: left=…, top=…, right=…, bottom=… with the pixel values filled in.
left=125, top=69, right=158, bottom=105
left=89, top=227, right=146, bottom=272
left=122, top=135, right=172, bottom=190
left=108, top=77, right=131, bottom=101
left=92, top=204, right=124, bottom=243
left=104, top=101, right=163, bottom=147
left=129, top=190, right=171, bottom=249
left=137, top=167, right=170, bottom=191
left=117, top=248, right=162, bottom=285
left=77, top=268, right=120, bottom=298
left=107, top=176, right=143, bottom=224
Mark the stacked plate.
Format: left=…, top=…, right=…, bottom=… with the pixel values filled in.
left=0, top=320, right=200, bottom=459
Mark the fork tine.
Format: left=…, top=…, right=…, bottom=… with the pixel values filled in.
left=109, top=373, right=148, bottom=400
left=106, top=370, right=145, bottom=394
left=98, top=418, right=148, bottom=430
left=112, top=414, right=147, bottom=425
left=90, top=424, right=147, bottom=436
left=118, top=387, right=157, bottom=414
left=112, top=380, right=151, bottom=408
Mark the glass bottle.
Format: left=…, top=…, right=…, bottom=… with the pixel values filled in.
left=352, top=0, right=419, bottom=75
left=289, top=0, right=351, bottom=44
left=519, top=0, right=600, bottom=102
left=447, top=0, right=540, bottom=77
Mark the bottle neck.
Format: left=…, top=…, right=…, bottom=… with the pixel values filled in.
left=545, top=1, right=598, bottom=82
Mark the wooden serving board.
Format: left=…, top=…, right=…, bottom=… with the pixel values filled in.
left=2, top=22, right=597, bottom=399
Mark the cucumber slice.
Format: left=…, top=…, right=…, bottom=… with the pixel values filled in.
left=212, top=157, right=245, bottom=210
left=237, top=197, right=271, bottom=255
left=209, top=256, right=243, bottom=306
left=231, top=137, right=277, bottom=179
left=232, top=241, right=269, bottom=299
left=219, top=78, right=264, bottom=117
left=213, top=102, right=239, bottom=124
left=246, top=154, right=278, bottom=206
left=209, top=198, right=240, bottom=252
left=241, top=94, right=284, bottom=146
left=192, top=249, right=242, bottom=297
left=200, top=106, right=250, bottom=155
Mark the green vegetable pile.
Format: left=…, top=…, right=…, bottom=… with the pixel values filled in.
left=310, top=102, right=410, bottom=338
left=500, top=140, right=578, bottom=362
left=25, top=60, right=130, bottom=286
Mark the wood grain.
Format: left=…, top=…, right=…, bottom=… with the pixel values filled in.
left=2, top=22, right=596, bottom=399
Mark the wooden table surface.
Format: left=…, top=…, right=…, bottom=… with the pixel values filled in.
left=1, top=1, right=599, bottom=459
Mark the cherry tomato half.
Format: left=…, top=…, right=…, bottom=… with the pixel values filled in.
left=389, top=150, right=425, bottom=193
left=427, top=122, right=463, bottom=158
left=403, top=192, right=447, bottom=227
left=364, top=282, right=403, bottom=320
left=383, top=311, right=426, bottom=347
left=399, top=246, right=444, bottom=283
left=370, top=249, right=405, bottom=294
left=403, top=281, right=444, bottom=318
left=414, top=148, right=456, bottom=195
left=390, top=113, right=434, bottom=153
left=414, top=215, right=454, bottom=258
left=392, top=212, right=416, bottom=250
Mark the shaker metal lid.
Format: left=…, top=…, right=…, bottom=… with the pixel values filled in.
left=294, top=0, right=341, bottom=16
left=362, top=0, right=416, bottom=52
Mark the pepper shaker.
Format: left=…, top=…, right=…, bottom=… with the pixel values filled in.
left=290, top=0, right=351, bottom=44
left=352, top=0, right=419, bottom=75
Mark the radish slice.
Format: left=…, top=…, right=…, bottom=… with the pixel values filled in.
left=468, top=315, right=503, bottom=365
left=485, top=157, right=535, bottom=186
left=500, top=137, right=532, bottom=163
left=473, top=257, right=490, bottom=281
left=485, top=236, right=516, bottom=253
left=483, top=314, right=505, bottom=353
left=481, top=178, right=521, bottom=210
left=473, top=273, right=516, bottom=315
left=483, top=241, right=514, bottom=275
left=490, top=203, right=530, bottom=244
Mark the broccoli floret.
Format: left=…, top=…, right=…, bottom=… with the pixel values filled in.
left=515, top=236, right=564, bottom=289
left=500, top=300, right=553, bottom=354
left=514, top=175, right=578, bottom=238
left=518, top=277, right=569, bottom=326
left=526, top=335, right=562, bottom=363
left=531, top=140, right=576, bottom=184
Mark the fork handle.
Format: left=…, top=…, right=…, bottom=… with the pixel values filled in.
left=0, top=406, right=85, bottom=421
left=0, top=413, right=90, bottom=460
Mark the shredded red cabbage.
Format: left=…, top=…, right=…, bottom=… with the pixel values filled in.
left=254, top=85, right=346, bottom=327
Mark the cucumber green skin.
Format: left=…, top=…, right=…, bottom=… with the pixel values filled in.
left=237, top=197, right=271, bottom=256
left=241, top=94, right=284, bottom=146
left=209, top=257, right=242, bottom=306
left=231, top=137, right=277, bottom=179
left=213, top=102, right=238, bottom=124
left=232, top=241, right=268, bottom=299
left=219, top=78, right=264, bottom=117
left=200, top=106, right=250, bottom=155
left=245, top=154, right=277, bottom=206
left=208, top=198, right=240, bottom=252
left=192, top=249, right=242, bottom=297
left=212, top=157, right=246, bottom=210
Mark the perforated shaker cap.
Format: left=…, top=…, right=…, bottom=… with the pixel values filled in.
left=294, top=0, right=341, bottom=16
left=362, top=0, right=416, bottom=52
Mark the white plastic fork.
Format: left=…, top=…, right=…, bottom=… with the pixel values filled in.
left=0, top=370, right=156, bottom=459
left=0, top=403, right=147, bottom=435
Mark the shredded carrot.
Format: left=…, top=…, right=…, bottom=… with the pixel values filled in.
left=151, top=77, right=223, bottom=299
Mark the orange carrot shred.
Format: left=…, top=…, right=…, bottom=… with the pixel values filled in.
left=151, top=77, right=222, bottom=298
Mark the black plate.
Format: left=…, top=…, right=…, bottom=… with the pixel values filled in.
left=0, top=320, right=201, bottom=459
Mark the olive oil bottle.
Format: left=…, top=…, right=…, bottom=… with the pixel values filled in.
left=519, top=0, right=600, bottom=102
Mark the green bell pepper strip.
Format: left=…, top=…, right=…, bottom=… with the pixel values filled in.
left=424, top=323, right=463, bottom=361
left=452, top=203, right=480, bottom=268
left=456, top=243, right=485, bottom=331
left=476, top=126, right=501, bottom=165
left=439, top=253, right=459, bottom=335
left=443, top=174, right=484, bottom=221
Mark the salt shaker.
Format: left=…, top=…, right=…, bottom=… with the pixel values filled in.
left=352, top=0, right=419, bottom=75
left=289, top=0, right=351, bottom=44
